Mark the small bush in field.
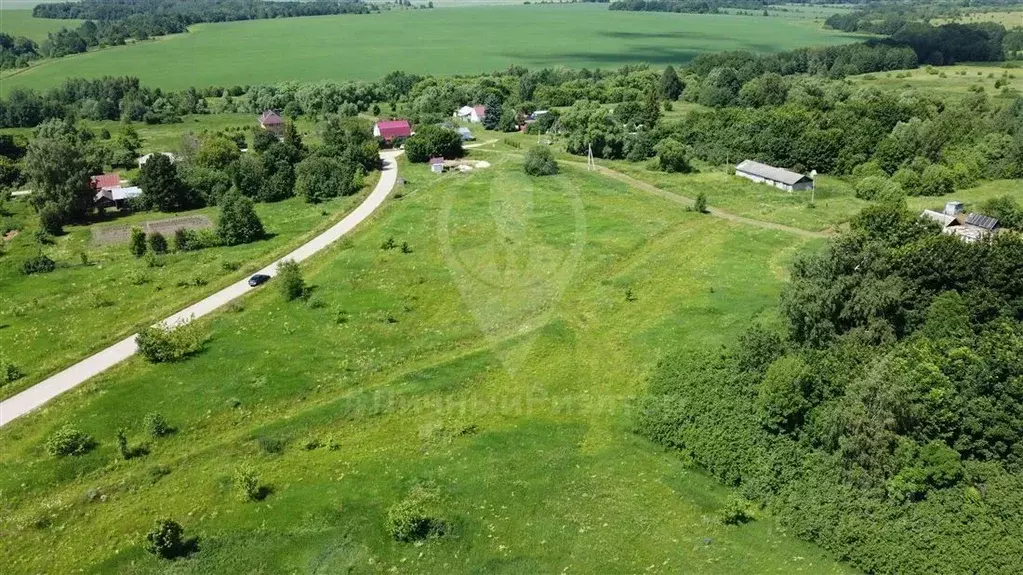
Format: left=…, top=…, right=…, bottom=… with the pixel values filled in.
left=136, top=322, right=206, bottom=363
left=276, top=259, right=305, bottom=301
left=45, top=424, right=96, bottom=457
left=523, top=146, right=559, bottom=176
left=144, top=412, right=172, bottom=438
left=387, top=485, right=449, bottom=542
left=21, top=254, right=55, bottom=275
left=235, top=464, right=265, bottom=502
left=149, top=232, right=168, bottom=254
left=145, top=519, right=189, bottom=559
left=720, top=496, right=754, bottom=525
left=0, top=355, right=23, bottom=385
left=129, top=227, right=147, bottom=257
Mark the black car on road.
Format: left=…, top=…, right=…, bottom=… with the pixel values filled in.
left=248, top=274, right=271, bottom=287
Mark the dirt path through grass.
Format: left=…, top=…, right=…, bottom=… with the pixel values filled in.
left=473, top=147, right=830, bottom=239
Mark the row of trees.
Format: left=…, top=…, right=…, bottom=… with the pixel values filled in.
left=638, top=201, right=1023, bottom=573
left=34, top=0, right=375, bottom=22
left=1, top=76, right=208, bottom=128
left=19, top=113, right=380, bottom=234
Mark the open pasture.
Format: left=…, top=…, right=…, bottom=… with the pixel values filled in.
left=850, top=63, right=1023, bottom=98
left=0, top=9, right=82, bottom=43
left=0, top=5, right=859, bottom=94
left=0, top=158, right=853, bottom=573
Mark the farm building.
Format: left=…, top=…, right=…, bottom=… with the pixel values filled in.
left=259, top=110, right=283, bottom=135
left=735, top=160, right=813, bottom=192
left=94, top=186, right=142, bottom=210
left=456, top=127, right=475, bottom=141
left=374, top=119, right=412, bottom=143
left=91, top=173, right=123, bottom=191
left=454, top=105, right=486, bottom=123
left=137, top=152, right=176, bottom=169
left=919, top=204, right=999, bottom=243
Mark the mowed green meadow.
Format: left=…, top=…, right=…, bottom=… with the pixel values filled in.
left=0, top=157, right=852, bottom=573
left=0, top=5, right=859, bottom=94
left=0, top=9, right=81, bottom=43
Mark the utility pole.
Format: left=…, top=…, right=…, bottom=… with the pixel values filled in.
left=810, top=169, right=818, bottom=205
left=587, top=144, right=596, bottom=171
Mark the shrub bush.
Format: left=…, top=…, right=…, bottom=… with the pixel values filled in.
left=276, top=259, right=305, bottom=301
left=144, top=412, right=172, bottom=438
left=135, top=322, right=206, bottom=363
left=217, top=192, right=265, bottom=246
left=655, top=138, right=692, bottom=173
left=523, top=146, right=559, bottom=176
left=38, top=205, right=63, bottom=236
left=694, top=192, right=708, bottom=214
left=145, top=519, right=186, bottom=559
left=20, top=253, right=55, bottom=275
left=234, top=464, right=263, bottom=502
left=387, top=486, right=448, bottom=542
left=0, top=355, right=22, bottom=385
left=148, top=232, right=168, bottom=254
left=44, top=424, right=95, bottom=457
left=129, top=226, right=147, bottom=257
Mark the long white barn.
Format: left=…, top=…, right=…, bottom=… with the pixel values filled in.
left=735, top=160, right=813, bottom=192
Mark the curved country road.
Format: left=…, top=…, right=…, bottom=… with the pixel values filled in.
left=0, top=151, right=402, bottom=428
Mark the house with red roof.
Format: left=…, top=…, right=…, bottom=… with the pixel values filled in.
left=374, top=119, right=412, bottom=144
left=91, top=173, right=122, bottom=191
left=454, top=105, right=486, bottom=123
left=259, top=110, right=283, bottom=135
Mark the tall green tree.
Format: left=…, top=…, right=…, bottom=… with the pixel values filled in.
left=216, top=191, right=264, bottom=246
left=138, top=153, right=190, bottom=212
left=660, top=65, right=683, bottom=101
left=23, top=119, right=101, bottom=224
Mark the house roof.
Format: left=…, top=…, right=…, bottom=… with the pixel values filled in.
left=473, top=105, right=486, bottom=117
left=95, top=186, right=142, bottom=202
left=735, top=160, right=811, bottom=186
left=91, top=173, right=121, bottom=190
left=259, top=110, right=282, bottom=125
left=920, top=210, right=959, bottom=227
left=376, top=119, right=411, bottom=139
left=456, top=106, right=474, bottom=115
left=965, top=213, right=998, bottom=230
left=429, top=157, right=445, bottom=165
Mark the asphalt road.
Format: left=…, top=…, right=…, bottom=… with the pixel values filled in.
left=0, top=150, right=402, bottom=428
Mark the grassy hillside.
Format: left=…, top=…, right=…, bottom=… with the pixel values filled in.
left=0, top=157, right=853, bottom=573
left=849, top=63, right=1023, bottom=98
left=0, top=5, right=858, bottom=94
left=0, top=9, right=82, bottom=43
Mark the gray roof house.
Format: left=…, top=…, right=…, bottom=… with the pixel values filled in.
left=735, top=160, right=813, bottom=192
left=456, top=127, right=475, bottom=141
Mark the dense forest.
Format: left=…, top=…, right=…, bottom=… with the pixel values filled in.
left=638, top=201, right=1023, bottom=573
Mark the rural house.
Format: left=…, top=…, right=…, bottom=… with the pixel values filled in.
left=735, top=160, right=813, bottom=192
left=454, top=105, right=486, bottom=123
left=374, top=119, right=412, bottom=143
left=94, top=186, right=142, bottom=210
left=137, top=152, right=176, bottom=169
left=91, top=173, right=123, bottom=191
left=259, top=110, right=283, bottom=135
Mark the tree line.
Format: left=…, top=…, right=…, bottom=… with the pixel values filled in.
left=637, top=201, right=1023, bottom=573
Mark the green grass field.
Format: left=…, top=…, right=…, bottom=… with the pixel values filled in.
left=0, top=157, right=853, bottom=573
left=850, top=63, right=1023, bottom=99
left=0, top=9, right=82, bottom=43
left=0, top=5, right=859, bottom=95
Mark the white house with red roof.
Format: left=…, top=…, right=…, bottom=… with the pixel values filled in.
left=373, top=119, right=412, bottom=143
left=454, top=105, right=486, bottom=123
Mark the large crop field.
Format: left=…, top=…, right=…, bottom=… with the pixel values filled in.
left=0, top=9, right=81, bottom=43
left=0, top=5, right=859, bottom=94
left=0, top=157, right=853, bottom=573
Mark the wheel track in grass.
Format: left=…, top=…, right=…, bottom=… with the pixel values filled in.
left=472, top=146, right=832, bottom=239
